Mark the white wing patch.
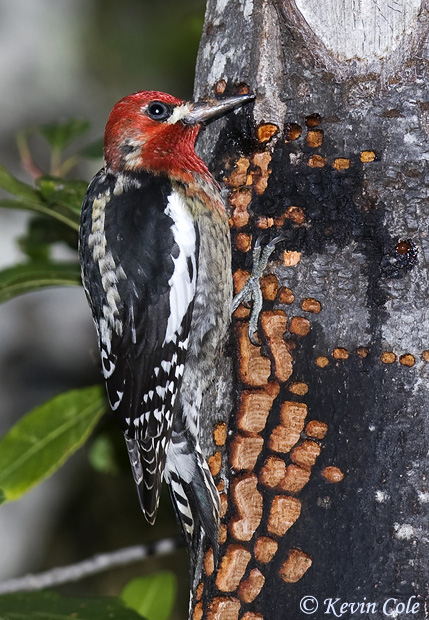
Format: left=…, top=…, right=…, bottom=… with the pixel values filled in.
left=163, top=191, right=197, bottom=345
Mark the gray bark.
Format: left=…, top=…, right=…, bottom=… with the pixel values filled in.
left=193, top=1, right=429, bottom=619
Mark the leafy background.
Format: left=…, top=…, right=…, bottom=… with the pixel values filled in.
left=0, top=0, right=205, bottom=617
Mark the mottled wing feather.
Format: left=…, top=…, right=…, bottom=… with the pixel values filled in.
left=79, top=170, right=198, bottom=522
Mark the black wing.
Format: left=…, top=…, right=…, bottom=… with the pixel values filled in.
left=79, top=170, right=198, bottom=521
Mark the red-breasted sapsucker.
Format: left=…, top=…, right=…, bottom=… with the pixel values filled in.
left=79, top=91, right=253, bottom=558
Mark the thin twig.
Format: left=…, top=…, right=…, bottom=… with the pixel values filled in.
left=0, top=537, right=183, bottom=594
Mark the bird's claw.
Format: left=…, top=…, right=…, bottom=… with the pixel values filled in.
left=232, top=233, right=285, bottom=345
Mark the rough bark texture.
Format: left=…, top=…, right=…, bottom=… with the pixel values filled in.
left=192, top=1, right=429, bottom=619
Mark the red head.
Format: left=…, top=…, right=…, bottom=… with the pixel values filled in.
left=104, top=90, right=254, bottom=181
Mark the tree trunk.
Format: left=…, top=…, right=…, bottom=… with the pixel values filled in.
left=191, top=1, right=429, bottom=619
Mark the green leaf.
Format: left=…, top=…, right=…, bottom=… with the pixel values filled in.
left=0, top=165, right=42, bottom=204
left=121, top=572, right=176, bottom=620
left=0, top=262, right=81, bottom=304
left=0, top=386, right=106, bottom=504
left=39, top=119, right=91, bottom=151
left=18, top=216, right=78, bottom=261
left=18, top=221, right=52, bottom=261
left=0, top=196, right=80, bottom=232
left=88, top=434, right=119, bottom=475
left=0, top=590, right=145, bottom=620
left=0, top=167, right=84, bottom=231
left=35, top=176, right=88, bottom=214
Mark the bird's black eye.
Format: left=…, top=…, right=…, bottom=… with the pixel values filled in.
left=146, top=101, right=172, bottom=121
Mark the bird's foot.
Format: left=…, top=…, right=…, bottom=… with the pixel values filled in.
left=232, top=233, right=285, bottom=345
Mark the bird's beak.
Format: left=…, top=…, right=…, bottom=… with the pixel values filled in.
left=182, top=93, right=255, bottom=125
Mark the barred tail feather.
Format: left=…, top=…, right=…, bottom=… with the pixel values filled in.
left=125, top=436, right=163, bottom=525
left=164, top=429, right=220, bottom=569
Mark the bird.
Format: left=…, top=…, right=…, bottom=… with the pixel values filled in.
left=78, top=90, right=254, bottom=562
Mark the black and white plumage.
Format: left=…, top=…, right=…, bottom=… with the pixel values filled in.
left=80, top=170, right=199, bottom=523
left=79, top=91, right=254, bottom=578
